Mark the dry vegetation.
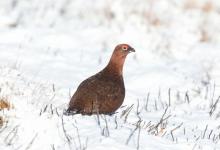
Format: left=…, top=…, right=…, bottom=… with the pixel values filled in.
left=184, top=0, right=216, bottom=43
left=0, top=116, right=3, bottom=127
left=202, top=1, right=214, bottom=13
left=0, top=97, right=12, bottom=128
left=0, top=97, right=11, bottom=110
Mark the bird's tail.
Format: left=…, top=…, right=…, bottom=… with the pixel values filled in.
left=63, top=108, right=79, bottom=116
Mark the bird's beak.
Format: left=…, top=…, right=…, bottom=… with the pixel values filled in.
left=128, top=47, right=135, bottom=53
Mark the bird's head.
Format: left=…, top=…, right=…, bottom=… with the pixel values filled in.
left=106, top=44, right=135, bottom=75
left=113, top=44, right=135, bottom=58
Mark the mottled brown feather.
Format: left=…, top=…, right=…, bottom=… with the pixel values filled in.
left=67, top=44, right=135, bottom=115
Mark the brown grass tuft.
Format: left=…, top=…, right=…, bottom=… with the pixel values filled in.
left=0, top=98, right=11, bottom=110
left=202, top=1, right=214, bottom=13
left=145, top=11, right=162, bottom=27
left=0, top=116, right=3, bottom=127
left=200, top=29, right=210, bottom=42
left=184, top=0, right=199, bottom=10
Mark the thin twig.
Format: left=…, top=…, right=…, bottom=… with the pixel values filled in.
left=168, top=88, right=171, bottom=107
left=210, top=83, right=216, bottom=106
left=102, top=115, right=110, bottom=137
left=144, top=121, right=151, bottom=129
left=208, top=130, right=213, bottom=139
left=114, top=116, right=118, bottom=129
left=202, top=124, right=208, bottom=139
left=0, top=120, right=8, bottom=134
left=154, top=107, right=169, bottom=130
left=136, top=99, right=141, bottom=120
left=144, top=92, right=150, bottom=111
left=154, top=99, right=158, bottom=111
left=137, top=125, right=141, bottom=150
left=170, top=122, right=183, bottom=142
left=72, top=123, right=82, bottom=150
left=25, top=133, right=38, bottom=150
left=4, top=125, right=19, bottom=145
left=185, top=91, right=190, bottom=104
left=61, top=115, right=71, bottom=143
left=51, top=144, right=55, bottom=150
left=43, top=105, right=48, bottom=113
left=126, top=120, right=141, bottom=145
left=209, top=96, right=220, bottom=116
left=120, top=104, right=134, bottom=123
left=136, top=99, right=140, bottom=116
left=50, top=104, right=53, bottom=115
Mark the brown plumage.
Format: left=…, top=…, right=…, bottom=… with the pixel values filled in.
left=67, top=44, right=135, bottom=115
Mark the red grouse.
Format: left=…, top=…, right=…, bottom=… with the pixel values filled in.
left=67, top=44, right=135, bottom=115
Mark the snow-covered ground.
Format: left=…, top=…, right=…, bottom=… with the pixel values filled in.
left=1, top=0, right=220, bottom=149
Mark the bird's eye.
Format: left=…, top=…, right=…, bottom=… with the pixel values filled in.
left=122, top=46, right=128, bottom=51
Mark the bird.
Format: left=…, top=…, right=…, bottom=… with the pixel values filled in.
left=67, top=44, right=135, bottom=115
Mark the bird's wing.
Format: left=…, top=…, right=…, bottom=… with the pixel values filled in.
left=96, top=78, right=125, bottom=101
left=71, top=75, right=98, bottom=101
left=68, top=72, right=125, bottom=113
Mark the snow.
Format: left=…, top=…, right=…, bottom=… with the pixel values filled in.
left=1, top=0, right=220, bottom=149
